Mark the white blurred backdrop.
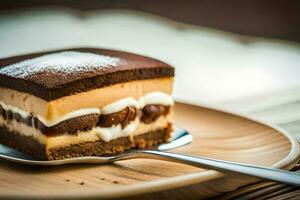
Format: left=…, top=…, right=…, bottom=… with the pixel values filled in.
left=1, top=8, right=300, bottom=137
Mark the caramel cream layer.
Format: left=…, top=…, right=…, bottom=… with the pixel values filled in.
left=0, top=114, right=171, bottom=149
left=0, top=78, right=173, bottom=122
left=0, top=92, right=173, bottom=127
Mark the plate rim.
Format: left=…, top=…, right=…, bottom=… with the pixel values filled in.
left=1, top=101, right=300, bottom=199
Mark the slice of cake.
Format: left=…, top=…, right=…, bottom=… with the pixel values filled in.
left=0, top=48, right=174, bottom=160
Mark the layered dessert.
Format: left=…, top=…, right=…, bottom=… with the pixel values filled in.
left=0, top=48, right=174, bottom=160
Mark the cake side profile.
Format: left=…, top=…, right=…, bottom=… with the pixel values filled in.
left=0, top=48, right=173, bottom=100
left=0, top=48, right=174, bottom=160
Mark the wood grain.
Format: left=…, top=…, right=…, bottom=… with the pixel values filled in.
left=0, top=102, right=299, bottom=200
left=213, top=158, right=300, bottom=199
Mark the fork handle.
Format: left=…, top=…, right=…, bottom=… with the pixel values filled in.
left=116, top=150, right=300, bottom=186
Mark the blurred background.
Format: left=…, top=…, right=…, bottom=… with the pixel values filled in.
left=0, top=0, right=300, bottom=138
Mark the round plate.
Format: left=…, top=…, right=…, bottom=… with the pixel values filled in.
left=0, top=102, right=299, bottom=200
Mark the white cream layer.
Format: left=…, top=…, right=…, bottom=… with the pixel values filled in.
left=0, top=102, right=30, bottom=119
left=0, top=91, right=173, bottom=127
left=93, top=117, right=140, bottom=142
left=38, top=108, right=101, bottom=127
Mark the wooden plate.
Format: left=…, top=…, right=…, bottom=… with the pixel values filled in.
left=0, top=102, right=299, bottom=200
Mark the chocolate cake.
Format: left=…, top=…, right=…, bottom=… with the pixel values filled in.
left=0, top=48, right=174, bottom=160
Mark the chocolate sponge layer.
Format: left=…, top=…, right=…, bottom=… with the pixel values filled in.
left=47, top=126, right=172, bottom=160
left=0, top=126, right=47, bottom=160
left=0, top=48, right=174, bottom=101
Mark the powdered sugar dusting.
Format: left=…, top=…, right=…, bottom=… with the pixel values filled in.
left=0, top=51, right=121, bottom=78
